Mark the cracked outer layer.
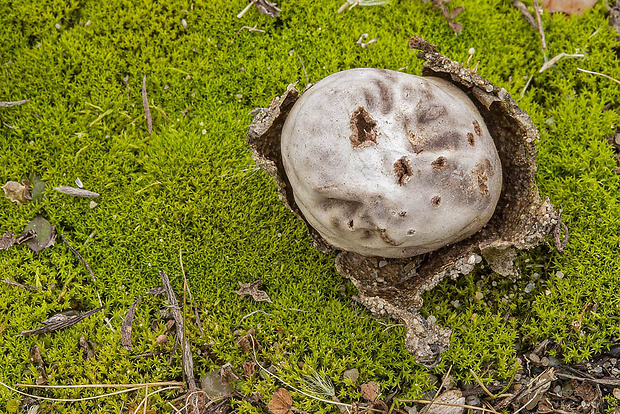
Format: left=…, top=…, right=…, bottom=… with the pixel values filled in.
left=246, top=37, right=559, bottom=363
left=280, top=69, right=503, bottom=258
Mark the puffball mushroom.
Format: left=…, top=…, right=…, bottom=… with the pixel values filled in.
left=281, top=69, right=502, bottom=258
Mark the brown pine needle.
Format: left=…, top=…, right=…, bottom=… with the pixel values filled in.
left=470, top=369, right=494, bottom=398
left=0, top=99, right=30, bottom=107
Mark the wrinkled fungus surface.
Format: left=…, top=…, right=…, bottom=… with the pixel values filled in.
left=246, top=37, right=559, bottom=363
left=281, top=69, right=502, bottom=258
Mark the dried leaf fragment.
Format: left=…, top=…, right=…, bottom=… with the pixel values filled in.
left=235, top=279, right=272, bottom=303
left=252, top=0, right=280, bottom=17
left=79, top=334, right=95, bottom=360
left=360, top=381, right=379, bottom=401
left=2, top=181, right=31, bottom=205
left=24, top=216, right=56, bottom=253
left=268, top=388, right=293, bottom=414
left=121, top=296, right=142, bottom=351
left=54, top=186, right=100, bottom=198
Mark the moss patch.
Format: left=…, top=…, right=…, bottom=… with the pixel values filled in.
left=1, top=0, right=620, bottom=412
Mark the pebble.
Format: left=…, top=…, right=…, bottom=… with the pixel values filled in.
left=553, top=385, right=562, bottom=396
left=156, top=334, right=168, bottom=344
left=541, top=357, right=549, bottom=367
left=465, top=395, right=481, bottom=407
left=592, top=365, right=603, bottom=374
left=529, top=353, right=540, bottom=363
left=548, top=356, right=561, bottom=367
left=613, top=388, right=620, bottom=399
left=524, top=282, right=536, bottom=293
left=343, top=368, right=360, bottom=383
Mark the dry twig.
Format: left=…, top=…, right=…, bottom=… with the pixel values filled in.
left=61, top=234, right=96, bottom=282
left=19, top=306, right=104, bottom=336
left=0, top=99, right=30, bottom=108
left=142, top=75, right=153, bottom=135
left=2, top=278, right=38, bottom=291
left=532, top=0, right=547, bottom=52
left=577, top=67, right=620, bottom=85
left=513, top=0, right=538, bottom=30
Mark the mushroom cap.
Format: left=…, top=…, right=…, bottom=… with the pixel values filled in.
left=281, top=68, right=502, bottom=258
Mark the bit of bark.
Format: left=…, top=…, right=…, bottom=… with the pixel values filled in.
left=142, top=75, right=153, bottom=135
left=61, top=234, right=96, bottom=282
left=235, top=279, right=272, bottom=303
left=146, top=286, right=165, bottom=295
left=2, top=278, right=38, bottom=291
left=0, top=99, right=30, bottom=108
left=121, top=296, right=142, bottom=351
left=513, top=1, right=538, bottom=30
left=19, top=306, right=104, bottom=336
left=159, top=271, right=200, bottom=409
left=0, top=232, right=16, bottom=250
left=54, top=186, right=99, bottom=198
left=79, top=335, right=95, bottom=360
left=252, top=0, right=280, bottom=17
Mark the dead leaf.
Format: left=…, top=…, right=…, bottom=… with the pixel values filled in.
left=268, top=388, right=293, bottom=414
left=236, top=328, right=261, bottom=353
left=242, top=361, right=257, bottom=377
left=252, top=0, right=280, bottom=17
left=121, top=296, right=142, bottom=351
left=19, top=306, right=104, bottom=336
left=2, top=180, right=31, bottom=205
left=54, top=186, right=99, bottom=198
left=426, top=389, right=465, bottom=414
left=0, top=232, right=15, bottom=250
left=24, top=216, right=56, bottom=253
left=574, top=382, right=596, bottom=402
left=220, top=363, right=240, bottom=384
left=361, top=381, right=379, bottom=402
left=450, top=6, right=464, bottom=19
left=235, top=279, right=272, bottom=303
left=541, top=0, right=597, bottom=14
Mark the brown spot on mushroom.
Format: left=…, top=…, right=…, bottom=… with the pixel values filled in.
left=473, top=162, right=489, bottom=195
left=407, top=131, right=424, bottom=154
left=431, top=156, right=447, bottom=170
left=431, top=196, right=441, bottom=207
left=349, top=107, right=377, bottom=148
left=380, top=229, right=401, bottom=246
left=373, top=79, right=394, bottom=114
left=473, top=120, right=482, bottom=136
left=394, top=157, right=413, bottom=185
left=467, top=132, right=475, bottom=146
left=415, top=99, right=447, bottom=124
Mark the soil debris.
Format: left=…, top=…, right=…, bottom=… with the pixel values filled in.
left=19, top=306, right=104, bottom=336
left=235, top=279, right=272, bottom=303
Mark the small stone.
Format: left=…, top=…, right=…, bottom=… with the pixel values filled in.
left=343, top=368, right=359, bottom=383
left=556, top=271, right=564, bottom=279
left=613, top=388, right=620, bottom=399
left=514, top=373, right=522, bottom=381
left=156, top=334, right=168, bottom=344
left=465, top=395, right=480, bottom=406
left=554, top=385, right=562, bottom=395
left=451, top=300, right=460, bottom=308
left=378, top=260, right=387, bottom=268
left=541, top=357, right=549, bottom=367
left=474, top=291, right=484, bottom=300
left=524, top=281, right=535, bottom=293
left=89, top=200, right=97, bottom=209
left=592, top=365, right=603, bottom=374
left=406, top=406, right=418, bottom=414
left=548, top=356, right=561, bottom=367
left=611, top=358, right=618, bottom=365
left=529, top=353, right=540, bottom=363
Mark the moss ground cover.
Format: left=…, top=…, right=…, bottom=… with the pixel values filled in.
left=1, top=0, right=620, bottom=412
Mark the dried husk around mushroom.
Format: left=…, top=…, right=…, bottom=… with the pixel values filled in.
left=246, top=36, right=559, bottom=364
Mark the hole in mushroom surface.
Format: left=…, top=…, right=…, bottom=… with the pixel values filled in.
left=431, top=196, right=441, bottom=207
left=473, top=120, right=482, bottom=136
left=467, top=132, right=475, bottom=146
left=431, top=156, right=447, bottom=170
left=394, top=157, right=413, bottom=185
left=349, top=107, right=377, bottom=148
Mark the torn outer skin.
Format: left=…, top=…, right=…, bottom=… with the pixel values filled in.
left=246, top=36, right=559, bottom=364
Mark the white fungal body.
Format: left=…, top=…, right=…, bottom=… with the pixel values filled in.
left=281, top=68, right=502, bottom=258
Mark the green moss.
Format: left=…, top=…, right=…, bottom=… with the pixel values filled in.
left=1, top=0, right=620, bottom=412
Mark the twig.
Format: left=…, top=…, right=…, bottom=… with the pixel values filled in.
left=61, top=234, right=96, bottom=282
left=290, top=50, right=309, bottom=86
left=520, top=74, right=534, bottom=100
left=18, top=306, right=104, bottom=336
left=231, top=25, right=265, bottom=43
left=532, top=0, right=547, bottom=51
left=539, top=53, right=584, bottom=73
left=235, top=309, right=271, bottom=328
left=2, top=120, right=18, bottom=129
left=121, top=297, right=142, bottom=351
left=513, top=1, right=538, bottom=30
left=1, top=382, right=151, bottom=402
left=237, top=1, right=253, bottom=18
left=553, top=209, right=569, bottom=252
left=159, top=271, right=200, bottom=412
left=2, top=278, right=38, bottom=291
left=0, top=99, right=30, bottom=108
left=142, top=75, right=153, bottom=135
left=577, top=67, right=620, bottom=85
left=15, top=381, right=183, bottom=389
left=356, top=33, right=378, bottom=48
